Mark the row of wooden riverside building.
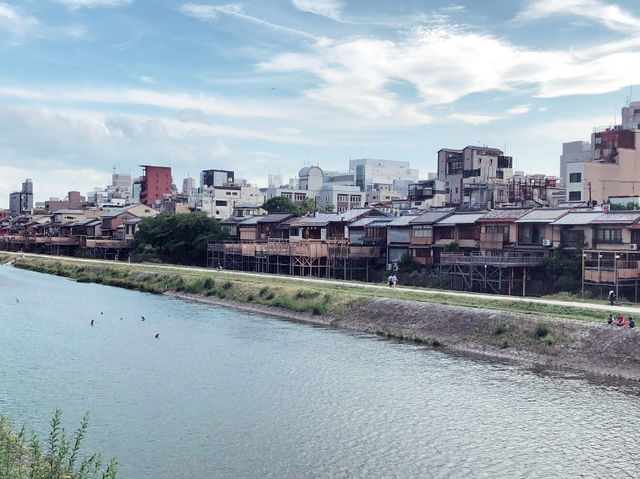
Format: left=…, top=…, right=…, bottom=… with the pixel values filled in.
left=209, top=206, right=640, bottom=300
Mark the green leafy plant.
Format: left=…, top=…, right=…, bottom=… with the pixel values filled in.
left=0, top=410, right=117, bottom=479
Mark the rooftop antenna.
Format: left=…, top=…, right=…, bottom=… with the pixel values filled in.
left=112, top=165, right=116, bottom=175
left=625, top=85, right=632, bottom=107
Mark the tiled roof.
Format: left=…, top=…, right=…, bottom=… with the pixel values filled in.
left=477, top=208, right=532, bottom=222
left=515, top=209, right=570, bottom=223
left=387, top=215, right=420, bottom=227
left=256, top=214, right=296, bottom=223
left=410, top=209, right=455, bottom=225
left=51, top=209, right=84, bottom=214
left=590, top=211, right=640, bottom=225
left=550, top=211, right=604, bottom=225
left=436, top=212, right=487, bottom=225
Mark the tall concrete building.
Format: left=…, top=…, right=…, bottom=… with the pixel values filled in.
left=201, top=169, right=234, bottom=188
left=437, top=146, right=513, bottom=206
left=622, top=101, right=640, bottom=131
left=182, top=177, right=195, bottom=195
left=139, top=165, right=172, bottom=206
left=348, top=158, right=419, bottom=193
left=9, top=178, right=33, bottom=216
left=559, top=141, right=591, bottom=187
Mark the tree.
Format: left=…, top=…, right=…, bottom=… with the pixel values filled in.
left=134, top=212, right=227, bottom=265
left=262, top=196, right=299, bottom=214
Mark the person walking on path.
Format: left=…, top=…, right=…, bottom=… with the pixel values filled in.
left=609, top=290, right=616, bottom=306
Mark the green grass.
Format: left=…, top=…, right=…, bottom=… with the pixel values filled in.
left=11, top=255, right=626, bottom=324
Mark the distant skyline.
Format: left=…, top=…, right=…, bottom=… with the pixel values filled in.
left=2, top=0, right=640, bottom=207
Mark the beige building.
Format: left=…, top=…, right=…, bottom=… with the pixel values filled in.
left=567, top=129, right=640, bottom=204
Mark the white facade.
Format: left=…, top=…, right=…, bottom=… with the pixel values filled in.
left=195, top=185, right=265, bottom=220
left=566, top=162, right=586, bottom=203
left=349, top=158, right=419, bottom=192
left=622, top=101, right=640, bottom=131
left=559, top=141, right=591, bottom=187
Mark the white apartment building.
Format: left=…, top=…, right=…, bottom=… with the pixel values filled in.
left=559, top=141, right=591, bottom=187
left=348, top=158, right=419, bottom=192
left=195, top=184, right=265, bottom=220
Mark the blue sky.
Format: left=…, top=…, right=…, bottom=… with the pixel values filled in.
left=1, top=0, right=640, bottom=207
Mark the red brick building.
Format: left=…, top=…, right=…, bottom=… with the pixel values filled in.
left=140, top=165, right=172, bottom=206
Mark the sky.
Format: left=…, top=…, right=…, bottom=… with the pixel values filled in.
left=1, top=0, right=640, bottom=207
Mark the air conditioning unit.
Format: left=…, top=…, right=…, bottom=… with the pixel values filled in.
left=630, top=243, right=638, bottom=251
left=542, top=239, right=552, bottom=246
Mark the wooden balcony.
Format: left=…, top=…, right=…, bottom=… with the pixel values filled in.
left=479, top=232, right=505, bottom=250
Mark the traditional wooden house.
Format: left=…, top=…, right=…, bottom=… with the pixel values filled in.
left=432, top=212, right=487, bottom=251
left=408, top=209, right=454, bottom=265
left=238, top=214, right=296, bottom=242
left=287, top=208, right=386, bottom=242
left=514, top=209, right=570, bottom=251
left=101, top=204, right=159, bottom=239
left=386, top=215, right=420, bottom=265
left=549, top=210, right=603, bottom=250
left=348, top=217, right=392, bottom=246
left=477, top=208, right=531, bottom=254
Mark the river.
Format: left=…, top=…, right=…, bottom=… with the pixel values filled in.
left=1, top=264, right=639, bottom=478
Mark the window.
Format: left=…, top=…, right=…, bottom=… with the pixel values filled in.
left=569, top=191, right=581, bottom=201
left=337, top=194, right=348, bottom=202
left=412, top=226, right=433, bottom=238
left=597, top=228, right=622, bottom=243
left=294, top=193, right=306, bottom=202
left=350, top=195, right=361, bottom=203
left=569, top=173, right=582, bottom=183
left=215, top=200, right=227, bottom=206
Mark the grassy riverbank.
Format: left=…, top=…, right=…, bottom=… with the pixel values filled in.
left=0, top=253, right=15, bottom=265
left=11, top=256, right=614, bottom=323
left=13, top=257, right=357, bottom=318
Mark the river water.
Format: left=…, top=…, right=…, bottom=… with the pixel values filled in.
left=1, top=265, right=640, bottom=478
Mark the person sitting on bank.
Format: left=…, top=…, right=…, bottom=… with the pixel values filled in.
left=607, top=314, right=613, bottom=325
left=388, top=275, right=394, bottom=287
left=617, top=315, right=625, bottom=327
left=629, top=317, right=635, bottom=329
left=391, top=274, right=398, bottom=287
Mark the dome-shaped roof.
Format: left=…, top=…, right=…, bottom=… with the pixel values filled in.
left=307, top=166, right=323, bottom=176
left=298, top=166, right=309, bottom=177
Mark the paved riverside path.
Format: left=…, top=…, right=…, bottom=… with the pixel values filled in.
left=15, top=252, right=640, bottom=316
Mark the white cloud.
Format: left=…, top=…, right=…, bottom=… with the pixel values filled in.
left=180, top=3, right=318, bottom=40
left=139, top=76, right=156, bottom=85
left=448, top=113, right=500, bottom=125
left=259, top=22, right=640, bottom=120
left=54, top=0, right=132, bottom=9
left=0, top=2, right=37, bottom=34
left=292, top=0, right=343, bottom=21
left=517, top=0, right=640, bottom=32
left=505, top=104, right=532, bottom=115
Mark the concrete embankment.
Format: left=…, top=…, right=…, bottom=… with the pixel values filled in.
left=12, top=256, right=640, bottom=380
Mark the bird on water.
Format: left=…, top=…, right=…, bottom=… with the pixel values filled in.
left=141, top=316, right=146, bottom=321
left=91, top=320, right=95, bottom=326
left=154, top=333, right=159, bottom=339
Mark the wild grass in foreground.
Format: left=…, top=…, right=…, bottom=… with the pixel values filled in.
left=0, top=410, right=117, bottom=479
